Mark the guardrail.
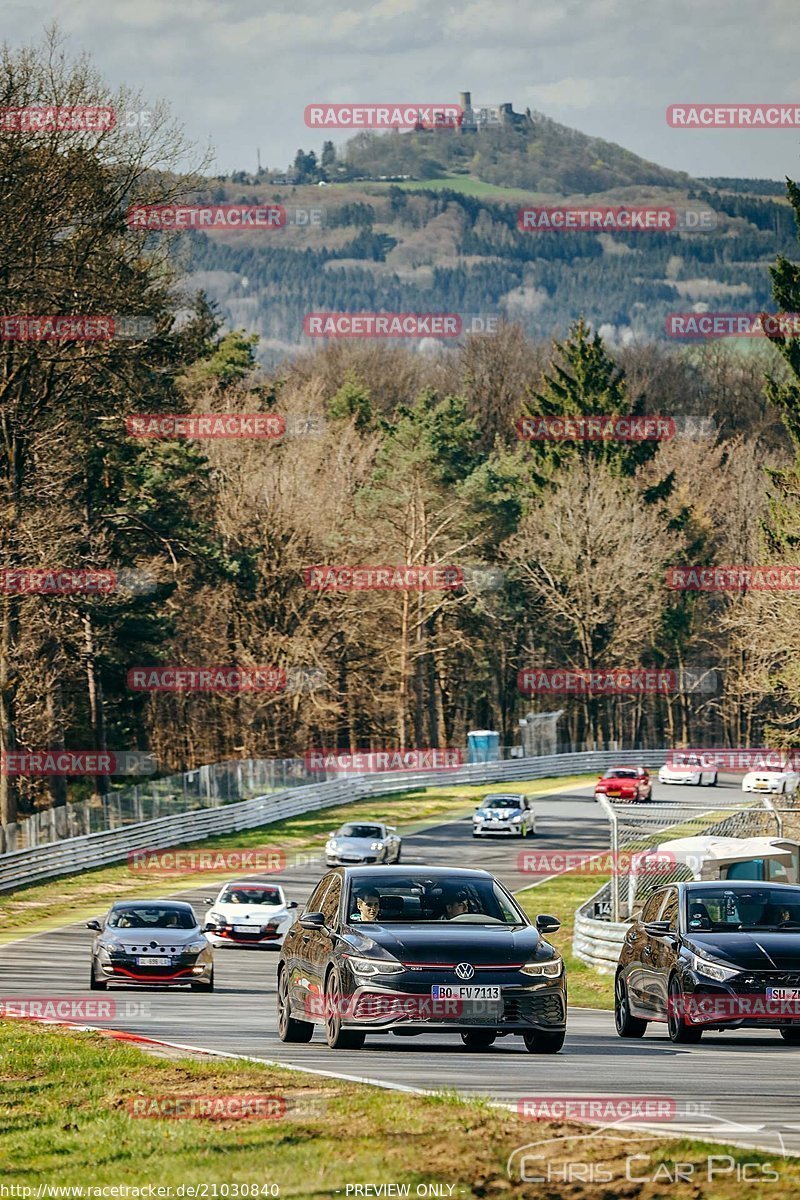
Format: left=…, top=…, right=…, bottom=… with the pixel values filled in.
left=0, top=748, right=668, bottom=892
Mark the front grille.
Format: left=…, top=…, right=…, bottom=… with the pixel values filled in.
left=734, top=972, right=800, bottom=990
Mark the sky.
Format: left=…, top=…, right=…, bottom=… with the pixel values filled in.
left=3, top=0, right=800, bottom=180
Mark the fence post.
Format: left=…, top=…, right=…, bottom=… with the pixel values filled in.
left=762, top=796, right=783, bottom=836
left=596, top=795, right=620, bottom=921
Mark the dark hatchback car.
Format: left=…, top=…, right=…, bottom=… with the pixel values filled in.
left=277, top=865, right=566, bottom=1052
left=615, top=880, right=800, bottom=1044
left=87, top=900, right=214, bottom=991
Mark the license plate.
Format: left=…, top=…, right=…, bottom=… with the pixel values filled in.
left=137, top=956, right=172, bottom=966
left=767, top=987, right=800, bottom=1000
left=233, top=925, right=255, bottom=933
left=431, top=985, right=501, bottom=1000
left=608, top=791, right=621, bottom=797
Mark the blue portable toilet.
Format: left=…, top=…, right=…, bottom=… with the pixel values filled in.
left=467, top=729, right=500, bottom=763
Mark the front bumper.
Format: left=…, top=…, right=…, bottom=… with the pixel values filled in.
left=326, top=854, right=381, bottom=866
left=473, top=823, right=525, bottom=836
left=207, top=928, right=285, bottom=948
left=315, top=978, right=566, bottom=1034
left=680, top=971, right=800, bottom=1028
left=98, top=952, right=213, bottom=985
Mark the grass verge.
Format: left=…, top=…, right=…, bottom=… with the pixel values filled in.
left=517, top=870, right=615, bottom=1010
left=1, top=1019, right=794, bottom=1198
left=0, top=775, right=595, bottom=942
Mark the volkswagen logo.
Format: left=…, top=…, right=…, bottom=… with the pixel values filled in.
left=455, top=962, right=475, bottom=981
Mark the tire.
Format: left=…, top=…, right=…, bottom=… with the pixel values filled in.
left=277, top=969, right=314, bottom=1043
left=667, top=976, right=702, bottom=1044
left=191, top=967, right=214, bottom=993
left=394, top=844, right=402, bottom=863
left=522, top=1028, right=565, bottom=1054
left=615, top=974, right=647, bottom=1038
left=89, top=961, right=107, bottom=990
left=781, top=1028, right=800, bottom=1044
left=460, top=1030, right=497, bottom=1050
left=324, top=971, right=365, bottom=1050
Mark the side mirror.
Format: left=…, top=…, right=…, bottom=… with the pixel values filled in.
left=300, top=911, right=326, bottom=930
left=535, top=913, right=561, bottom=935
left=597, top=774, right=604, bottom=780
left=288, top=901, right=298, bottom=909
left=86, top=919, right=102, bottom=932
left=644, top=920, right=672, bottom=936
left=203, top=898, right=214, bottom=905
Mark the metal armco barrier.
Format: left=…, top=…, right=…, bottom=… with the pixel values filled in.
left=0, top=748, right=667, bottom=892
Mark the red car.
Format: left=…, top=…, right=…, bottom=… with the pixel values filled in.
left=594, top=766, right=652, bottom=803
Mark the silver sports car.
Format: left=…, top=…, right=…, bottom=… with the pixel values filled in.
left=325, top=822, right=402, bottom=867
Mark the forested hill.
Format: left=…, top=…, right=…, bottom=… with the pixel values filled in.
left=178, top=112, right=792, bottom=363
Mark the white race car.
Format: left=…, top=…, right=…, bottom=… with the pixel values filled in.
left=658, top=757, right=718, bottom=787
left=203, top=882, right=297, bottom=949
left=742, top=769, right=800, bottom=796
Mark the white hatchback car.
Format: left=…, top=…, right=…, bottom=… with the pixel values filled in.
left=203, top=882, right=297, bottom=949
left=742, top=769, right=800, bottom=796
left=472, top=793, right=536, bottom=837
left=658, top=757, right=718, bottom=787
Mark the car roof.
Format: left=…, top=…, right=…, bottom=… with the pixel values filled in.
left=110, top=899, right=195, bottom=909
left=330, top=865, right=494, bottom=880
left=220, top=881, right=283, bottom=888
left=677, top=880, right=800, bottom=892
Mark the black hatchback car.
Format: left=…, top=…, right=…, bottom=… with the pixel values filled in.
left=277, top=865, right=566, bottom=1052
left=615, top=880, right=800, bottom=1044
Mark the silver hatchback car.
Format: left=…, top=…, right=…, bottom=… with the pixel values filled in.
left=87, top=900, right=215, bottom=991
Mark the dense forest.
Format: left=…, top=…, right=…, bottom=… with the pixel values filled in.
left=5, top=37, right=800, bottom=825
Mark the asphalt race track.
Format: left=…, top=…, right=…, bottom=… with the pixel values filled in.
left=3, top=778, right=799, bottom=1155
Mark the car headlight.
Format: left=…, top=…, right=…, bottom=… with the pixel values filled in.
left=689, top=953, right=739, bottom=982
left=345, top=954, right=404, bottom=977
left=186, top=939, right=208, bottom=955
left=370, top=841, right=385, bottom=851
left=326, top=839, right=338, bottom=850
left=207, top=911, right=225, bottom=925
left=520, top=957, right=563, bottom=978
left=100, top=938, right=125, bottom=954
left=511, top=814, right=522, bottom=822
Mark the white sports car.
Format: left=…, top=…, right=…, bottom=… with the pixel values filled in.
left=203, top=882, right=298, bottom=949
left=658, top=757, right=718, bottom=787
left=472, top=793, right=536, bottom=837
left=742, top=769, right=800, bottom=796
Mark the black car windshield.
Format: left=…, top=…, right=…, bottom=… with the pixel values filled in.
left=607, top=769, right=637, bottom=779
left=219, top=886, right=283, bottom=905
left=339, top=824, right=383, bottom=838
left=347, top=874, right=526, bottom=925
left=482, top=796, right=519, bottom=808
left=107, top=906, right=196, bottom=930
left=686, top=887, right=800, bottom=931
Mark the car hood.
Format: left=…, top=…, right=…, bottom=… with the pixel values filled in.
left=215, top=904, right=287, bottom=921
left=329, top=836, right=381, bottom=851
left=101, top=927, right=203, bottom=950
left=598, top=777, right=637, bottom=787
left=342, top=923, right=542, bottom=964
left=687, top=932, right=800, bottom=970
